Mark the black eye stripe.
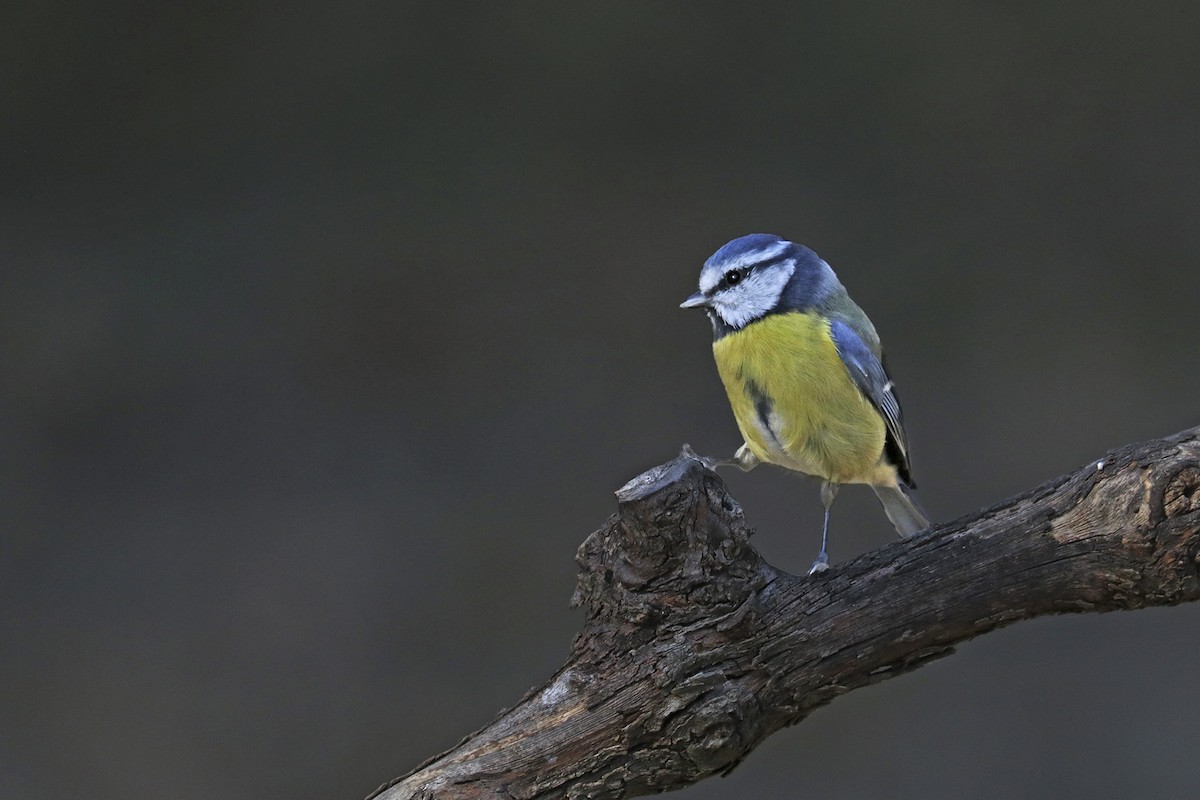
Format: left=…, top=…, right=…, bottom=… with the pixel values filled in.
left=719, top=251, right=791, bottom=289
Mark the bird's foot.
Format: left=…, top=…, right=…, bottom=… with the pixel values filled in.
left=807, top=555, right=830, bottom=575
left=679, top=444, right=734, bottom=472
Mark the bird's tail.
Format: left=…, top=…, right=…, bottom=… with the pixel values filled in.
left=872, top=483, right=929, bottom=538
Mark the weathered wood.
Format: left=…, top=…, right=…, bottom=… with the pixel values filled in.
left=371, top=427, right=1200, bottom=800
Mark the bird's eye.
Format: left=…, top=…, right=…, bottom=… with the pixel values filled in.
left=725, top=269, right=744, bottom=286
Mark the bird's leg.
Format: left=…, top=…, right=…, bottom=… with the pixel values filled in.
left=700, top=443, right=760, bottom=472
left=809, top=481, right=840, bottom=575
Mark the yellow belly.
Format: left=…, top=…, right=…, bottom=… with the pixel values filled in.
left=712, top=312, right=886, bottom=484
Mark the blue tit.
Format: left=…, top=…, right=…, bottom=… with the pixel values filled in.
left=681, top=233, right=928, bottom=574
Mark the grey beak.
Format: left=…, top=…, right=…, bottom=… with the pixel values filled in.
left=680, top=291, right=708, bottom=309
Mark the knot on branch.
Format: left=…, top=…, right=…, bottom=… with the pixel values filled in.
left=570, top=451, right=772, bottom=660
left=1163, top=465, right=1200, bottom=518
left=668, top=673, right=762, bottom=775
left=1146, top=462, right=1200, bottom=591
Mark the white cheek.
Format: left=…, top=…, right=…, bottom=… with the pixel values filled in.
left=713, top=295, right=758, bottom=329
left=714, top=268, right=792, bottom=328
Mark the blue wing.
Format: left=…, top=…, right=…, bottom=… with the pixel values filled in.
left=829, top=319, right=914, bottom=485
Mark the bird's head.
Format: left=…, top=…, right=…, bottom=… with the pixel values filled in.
left=681, top=233, right=807, bottom=332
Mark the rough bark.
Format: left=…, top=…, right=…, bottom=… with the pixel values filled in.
left=371, top=426, right=1200, bottom=800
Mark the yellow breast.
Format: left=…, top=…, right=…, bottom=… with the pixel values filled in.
left=712, top=312, right=886, bottom=483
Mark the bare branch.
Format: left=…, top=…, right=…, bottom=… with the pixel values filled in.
left=372, top=426, right=1200, bottom=800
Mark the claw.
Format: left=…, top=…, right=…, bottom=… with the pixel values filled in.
left=679, top=444, right=734, bottom=472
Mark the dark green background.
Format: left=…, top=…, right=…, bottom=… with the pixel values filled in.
left=4, top=3, right=1199, bottom=798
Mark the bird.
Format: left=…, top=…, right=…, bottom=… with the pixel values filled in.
left=681, top=233, right=928, bottom=574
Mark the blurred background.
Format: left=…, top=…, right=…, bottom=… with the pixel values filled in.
left=3, top=3, right=1199, bottom=798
